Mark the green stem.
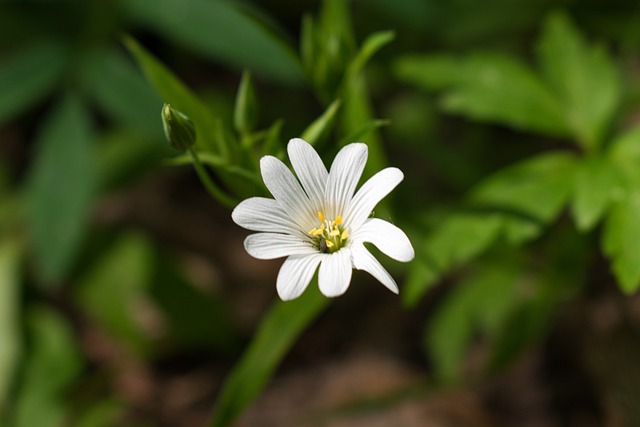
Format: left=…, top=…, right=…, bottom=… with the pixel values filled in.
left=189, top=148, right=237, bottom=209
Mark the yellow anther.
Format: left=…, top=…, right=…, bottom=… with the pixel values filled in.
left=330, top=228, right=340, bottom=237
left=335, top=215, right=342, bottom=225
left=325, top=240, right=334, bottom=248
left=317, top=211, right=325, bottom=222
left=341, top=230, right=349, bottom=240
left=308, top=228, right=323, bottom=236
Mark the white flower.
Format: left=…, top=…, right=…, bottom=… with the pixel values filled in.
left=231, top=138, right=414, bottom=301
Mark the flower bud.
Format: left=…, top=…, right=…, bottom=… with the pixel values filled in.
left=162, top=103, right=196, bottom=151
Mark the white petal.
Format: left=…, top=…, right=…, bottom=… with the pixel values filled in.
left=244, top=233, right=317, bottom=260
left=351, top=218, right=415, bottom=262
left=344, top=167, right=404, bottom=230
left=351, top=244, right=399, bottom=294
left=260, top=155, right=315, bottom=231
left=287, top=138, right=328, bottom=209
left=276, top=254, right=324, bottom=301
left=232, top=197, right=299, bottom=234
left=318, top=248, right=353, bottom=297
left=324, top=143, right=367, bottom=219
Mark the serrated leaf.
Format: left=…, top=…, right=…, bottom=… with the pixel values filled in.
left=488, top=289, right=555, bottom=372
left=603, top=192, right=640, bottom=294
left=571, top=155, right=620, bottom=231
left=75, top=233, right=153, bottom=356
left=0, top=41, right=68, bottom=125
left=426, top=263, right=520, bottom=383
left=470, top=152, right=578, bottom=223
left=395, top=53, right=569, bottom=136
left=211, top=287, right=329, bottom=427
left=608, top=123, right=640, bottom=189
left=536, top=12, right=621, bottom=150
left=425, top=212, right=503, bottom=272
left=123, top=36, right=221, bottom=154
left=26, top=95, right=96, bottom=285
left=122, top=0, right=303, bottom=84
left=0, top=240, right=21, bottom=411
left=404, top=212, right=503, bottom=306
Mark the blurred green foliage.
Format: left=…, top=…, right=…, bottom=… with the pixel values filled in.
left=2, top=0, right=640, bottom=426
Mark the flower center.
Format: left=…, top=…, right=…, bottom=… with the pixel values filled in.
left=308, top=211, right=349, bottom=254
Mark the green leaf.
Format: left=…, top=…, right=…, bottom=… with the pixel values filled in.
left=403, top=212, right=503, bottom=306
left=336, top=119, right=390, bottom=148
left=0, top=41, right=68, bottom=125
left=608, top=123, right=640, bottom=189
left=470, top=152, right=578, bottom=223
left=13, top=307, right=82, bottom=427
left=425, top=213, right=503, bottom=273
left=406, top=152, right=578, bottom=306
left=402, top=259, right=440, bottom=307
left=426, top=262, right=520, bottom=383
left=488, top=284, right=557, bottom=372
left=75, top=233, right=154, bottom=356
left=303, top=0, right=356, bottom=100
left=0, top=240, right=21, bottom=411
left=343, top=31, right=394, bottom=88
left=233, top=71, right=259, bottom=136
left=394, top=54, right=463, bottom=90
left=97, top=129, right=171, bottom=191
left=603, top=192, right=640, bottom=294
left=341, top=75, right=386, bottom=173
left=395, top=53, right=569, bottom=136
left=300, top=98, right=341, bottom=146
left=123, top=36, right=222, bottom=155
left=122, top=0, right=303, bottom=84
left=83, top=47, right=163, bottom=134
left=571, top=155, right=620, bottom=231
left=26, top=95, right=96, bottom=285
left=211, top=287, right=329, bottom=427
left=536, top=12, right=621, bottom=151
left=73, top=400, right=124, bottom=427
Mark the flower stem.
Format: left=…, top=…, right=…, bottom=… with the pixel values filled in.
left=188, top=147, right=237, bottom=209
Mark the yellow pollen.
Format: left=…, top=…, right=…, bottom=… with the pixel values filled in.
left=335, top=215, right=342, bottom=225
left=330, top=228, right=340, bottom=237
left=341, top=230, right=349, bottom=240
left=317, top=211, right=325, bottom=222
left=308, top=228, right=323, bottom=236
left=325, top=240, right=334, bottom=248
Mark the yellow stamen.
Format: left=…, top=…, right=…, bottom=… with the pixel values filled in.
left=308, top=228, right=323, bottom=236
left=335, top=215, right=342, bottom=225
left=325, top=240, right=334, bottom=248
left=330, top=228, right=340, bottom=237
left=317, top=211, right=325, bottom=222
left=341, top=230, right=349, bottom=240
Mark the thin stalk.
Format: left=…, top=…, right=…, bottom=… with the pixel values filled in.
left=189, top=148, right=237, bottom=209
